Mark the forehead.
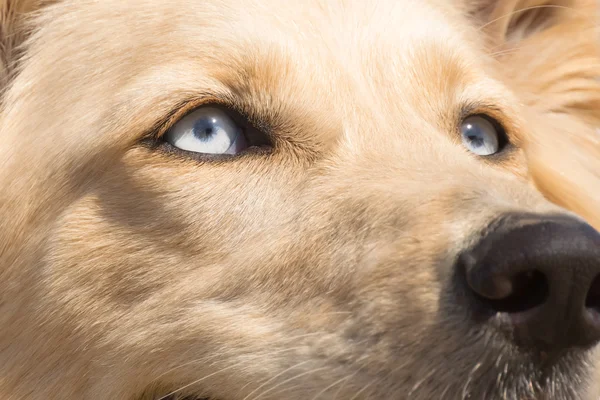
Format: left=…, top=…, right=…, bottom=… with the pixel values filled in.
left=18, top=0, right=514, bottom=149
left=127, top=0, right=485, bottom=93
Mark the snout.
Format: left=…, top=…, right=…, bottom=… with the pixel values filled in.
left=457, top=213, right=600, bottom=352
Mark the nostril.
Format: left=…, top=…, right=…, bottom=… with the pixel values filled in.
left=460, top=213, right=600, bottom=350
left=473, top=270, right=549, bottom=314
left=585, top=275, right=600, bottom=314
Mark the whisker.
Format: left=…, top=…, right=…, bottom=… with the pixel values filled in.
left=241, top=360, right=313, bottom=400
left=477, top=5, right=576, bottom=33
left=155, top=344, right=314, bottom=400
left=310, top=374, right=354, bottom=400
left=461, top=362, right=482, bottom=400
left=407, top=366, right=438, bottom=397
left=257, top=383, right=304, bottom=399
left=249, top=367, right=330, bottom=400
left=157, top=362, right=243, bottom=400
left=154, top=313, right=361, bottom=399
left=347, top=376, right=382, bottom=400
left=439, top=382, right=453, bottom=399
left=151, top=330, right=336, bottom=386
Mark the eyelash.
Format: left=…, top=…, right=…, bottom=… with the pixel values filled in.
left=458, top=105, right=513, bottom=142
left=147, top=102, right=273, bottom=160
left=144, top=100, right=516, bottom=163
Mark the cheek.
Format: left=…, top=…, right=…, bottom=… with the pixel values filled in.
left=47, top=196, right=189, bottom=309
left=45, top=149, right=309, bottom=307
left=106, top=149, right=304, bottom=251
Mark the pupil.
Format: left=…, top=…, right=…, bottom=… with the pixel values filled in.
left=467, top=134, right=483, bottom=148
left=193, top=118, right=217, bottom=141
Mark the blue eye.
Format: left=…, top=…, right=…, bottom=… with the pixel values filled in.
left=164, top=107, right=248, bottom=155
left=460, top=115, right=503, bottom=156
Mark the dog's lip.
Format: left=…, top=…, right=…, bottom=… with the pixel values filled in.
left=152, top=336, right=591, bottom=400
left=488, top=310, right=567, bottom=363
left=154, top=330, right=590, bottom=400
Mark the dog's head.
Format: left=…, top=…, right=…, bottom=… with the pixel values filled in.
left=1, top=0, right=600, bottom=399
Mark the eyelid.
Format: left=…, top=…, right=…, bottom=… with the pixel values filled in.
left=150, top=97, right=229, bottom=142
left=460, top=102, right=505, bottom=121
left=140, top=97, right=275, bottom=164
left=459, top=103, right=515, bottom=142
left=149, top=97, right=272, bottom=149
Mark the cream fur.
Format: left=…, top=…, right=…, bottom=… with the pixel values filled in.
left=0, top=1, right=599, bottom=399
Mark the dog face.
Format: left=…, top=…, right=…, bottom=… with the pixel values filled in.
left=1, top=0, right=600, bottom=399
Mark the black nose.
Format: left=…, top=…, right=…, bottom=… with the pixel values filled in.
left=459, top=213, right=600, bottom=351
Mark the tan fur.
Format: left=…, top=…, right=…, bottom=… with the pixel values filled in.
left=0, top=0, right=599, bottom=399
left=0, top=0, right=49, bottom=89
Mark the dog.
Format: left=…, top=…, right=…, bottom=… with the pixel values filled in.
left=1, top=0, right=600, bottom=399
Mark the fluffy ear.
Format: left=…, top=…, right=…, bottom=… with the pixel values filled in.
left=472, top=0, right=598, bottom=84
left=0, top=0, right=48, bottom=91
left=470, top=0, right=579, bottom=44
left=469, top=0, right=600, bottom=119
left=525, top=113, right=600, bottom=230
left=470, top=0, right=600, bottom=229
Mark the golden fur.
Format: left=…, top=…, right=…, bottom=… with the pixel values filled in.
left=0, top=0, right=600, bottom=399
